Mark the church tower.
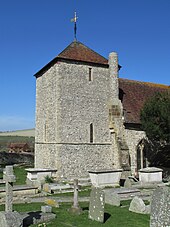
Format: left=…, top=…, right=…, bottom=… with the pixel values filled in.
left=34, top=41, right=124, bottom=179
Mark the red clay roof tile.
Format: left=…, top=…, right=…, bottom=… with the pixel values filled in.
left=57, top=41, right=108, bottom=65
left=119, top=78, right=170, bottom=124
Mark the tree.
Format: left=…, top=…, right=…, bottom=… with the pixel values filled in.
left=140, top=91, right=170, bottom=167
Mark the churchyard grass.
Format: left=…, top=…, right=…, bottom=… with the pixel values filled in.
left=50, top=188, right=91, bottom=197
left=13, top=165, right=28, bottom=185
left=0, top=201, right=149, bottom=227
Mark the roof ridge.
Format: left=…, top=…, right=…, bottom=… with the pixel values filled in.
left=57, top=40, right=108, bottom=65
left=119, top=78, right=169, bottom=89
left=58, top=40, right=107, bottom=59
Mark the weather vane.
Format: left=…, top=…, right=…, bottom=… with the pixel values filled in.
left=71, top=11, right=78, bottom=41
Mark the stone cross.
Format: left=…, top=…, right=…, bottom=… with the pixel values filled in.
left=72, top=179, right=80, bottom=209
left=69, top=179, right=82, bottom=214
left=3, top=166, right=16, bottom=212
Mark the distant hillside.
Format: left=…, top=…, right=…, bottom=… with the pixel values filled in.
left=0, top=129, right=35, bottom=137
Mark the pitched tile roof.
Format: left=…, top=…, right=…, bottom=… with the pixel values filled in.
left=119, top=78, right=170, bottom=124
left=57, top=41, right=108, bottom=65
left=34, top=41, right=108, bottom=77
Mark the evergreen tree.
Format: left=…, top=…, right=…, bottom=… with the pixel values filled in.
left=140, top=91, right=170, bottom=167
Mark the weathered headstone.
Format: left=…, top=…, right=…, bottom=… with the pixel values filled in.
left=0, top=211, right=23, bottom=227
left=41, top=205, right=52, bottom=213
left=150, top=187, right=170, bottom=227
left=0, top=166, right=24, bottom=227
left=89, top=187, right=105, bottom=223
left=124, top=178, right=132, bottom=188
left=105, top=191, right=120, bottom=206
left=3, top=166, right=16, bottom=212
left=129, top=196, right=150, bottom=214
left=69, top=179, right=82, bottom=214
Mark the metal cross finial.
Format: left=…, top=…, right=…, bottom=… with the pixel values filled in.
left=71, top=11, right=78, bottom=41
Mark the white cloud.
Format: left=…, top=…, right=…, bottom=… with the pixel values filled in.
left=0, top=115, right=35, bottom=131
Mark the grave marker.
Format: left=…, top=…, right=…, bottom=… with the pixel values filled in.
left=105, top=191, right=120, bottom=206
left=150, top=187, right=170, bottom=227
left=3, top=166, right=16, bottom=212
left=69, top=179, right=82, bottom=214
left=89, top=187, right=105, bottom=223
left=129, top=196, right=150, bottom=214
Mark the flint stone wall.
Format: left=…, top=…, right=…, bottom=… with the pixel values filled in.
left=35, top=62, right=112, bottom=144
left=125, top=129, right=146, bottom=174
left=35, top=143, right=114, bottom=179
left=35, top=61, right=118, bottom=178
left=35, top=56, right=146, bottom=179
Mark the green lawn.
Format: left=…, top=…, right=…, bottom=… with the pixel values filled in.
left=0, top=165, right=150, bottom=226
left=0, top=201, right=149, bottom=227
left=13, top=165, right=29, bottom=185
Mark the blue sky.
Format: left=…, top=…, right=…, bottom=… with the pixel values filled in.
left=0, top=0, right=170, bottom=131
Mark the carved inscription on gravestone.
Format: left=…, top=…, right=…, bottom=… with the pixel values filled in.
left=89, top=187, right=105, bottom=223
left=150, top=187, right=170, bottom=227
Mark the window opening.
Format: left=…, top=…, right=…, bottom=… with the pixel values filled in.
left=90, top=123, right=93, bottom=143
left=89, top=68, right=92, bottom=81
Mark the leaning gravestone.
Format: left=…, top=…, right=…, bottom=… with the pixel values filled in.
left=150, top=187, right=170, bottom=227
left=105, top=191, right=120, bottom=206
left=124, top=178, right=132, bottom=188
left=89, top=187, right=105, bottom=223
left=129, top=196, right=150, bottom=214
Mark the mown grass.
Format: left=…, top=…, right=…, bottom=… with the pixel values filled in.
left=13, top=165, right=29, bottom=185
left=0, top=201, right=149, bottom=227
left=51, top=188, right=91, bottom=198
left=0, top=166, right=150, bottom=226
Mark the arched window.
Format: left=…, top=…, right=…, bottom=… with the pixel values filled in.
left=136, top=139, right=147, bottom=171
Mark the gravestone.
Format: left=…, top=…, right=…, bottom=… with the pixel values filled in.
left=129, top=196, right=150, bottom=214
left=0, top=166, right=23, bottom=227
left=0, top=211, right=23, bottom=227
left=89, top=187, right=105, bottom=223
left=124, top=178, right=132, bottom=188
left=105, top=191, right=120, bottom=206
left=41, top=205, right=52, bottom=213
left=69, top=179, right=82, bottom=214
left=3, top=165, right=16, bottom=212
left=150, top=187, right=170, bottom=227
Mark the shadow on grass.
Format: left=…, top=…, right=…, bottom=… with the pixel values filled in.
left=82, top=207, right=111, bottom=223
left=82, top=207, right=89, bottom=211
left=104, top=212, right=111, bottom=223
left=23, top=211, right=42, bottom=227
